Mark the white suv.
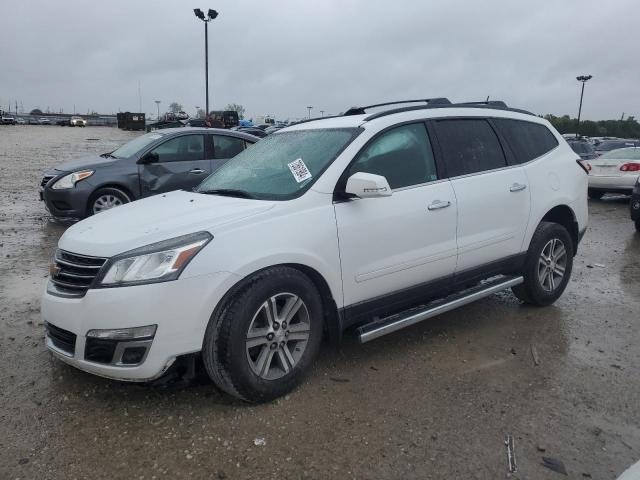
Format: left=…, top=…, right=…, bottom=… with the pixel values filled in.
left=41, top=99, right=588, bottom=402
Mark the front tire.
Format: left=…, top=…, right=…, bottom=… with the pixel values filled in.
left=512, top=222, right=574, bottom=306
left=88, top=187, right=130, bottom=216
left=202, top=267, right=323, bottom=403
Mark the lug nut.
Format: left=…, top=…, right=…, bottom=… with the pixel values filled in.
left=281, top=322, right=287, bottom=329
left=267, top=333, right=274, bottom=341
left=273, top=322, right=280, bottom=330
left=280, top=341, right=285, bottom=347
left=270, top=343, right=277, bottom=350
left=285, top=331, right=289, bottom=337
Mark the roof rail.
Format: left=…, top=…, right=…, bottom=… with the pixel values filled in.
left=363, top=100, right=535, bottom=121
left=344, top=98, right=451, bottom=116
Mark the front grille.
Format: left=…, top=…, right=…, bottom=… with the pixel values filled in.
left=85, top=338, right=117, bottom=364
left=41, top=175, right=55, bottom=188
left=49, top=250, right=107, bottom=297
left=46, top=322, right=77, bottom=355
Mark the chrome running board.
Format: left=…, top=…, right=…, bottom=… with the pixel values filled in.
left=357, top=275, right=524, bottom=343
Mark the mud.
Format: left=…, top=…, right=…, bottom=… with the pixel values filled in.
left=1, top=126, right=639, bottom=479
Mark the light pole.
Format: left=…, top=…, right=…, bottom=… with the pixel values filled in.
left=320, top=110, right=325, bottom=117
left=307, top=106, right=313, bottom=118
left=576, top=75, right=592, bottom=138
left=193, top=8, right=219, bottom=117
left=155, top=100, right=161, bottom=120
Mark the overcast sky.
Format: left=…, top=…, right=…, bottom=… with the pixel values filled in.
left=1, top=0, right=638, bottom=121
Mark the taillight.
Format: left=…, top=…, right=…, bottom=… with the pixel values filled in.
left=577, top=159, right=591, bottom=174
left=620, top=163, right=640, bottom=172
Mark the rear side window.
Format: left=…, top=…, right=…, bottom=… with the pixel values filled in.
left=213, top=135, right=246, bottom=159
left=347, top=123, right=438, bottom=189
left=493, top=119, right=559, bottom=164
left=434, top=119, right=507, bottom=177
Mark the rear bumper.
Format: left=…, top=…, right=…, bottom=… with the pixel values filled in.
left=588, top=175, right=638, bottom=192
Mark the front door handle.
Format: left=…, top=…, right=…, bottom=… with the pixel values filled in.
left=189, top=168, right=207, bottom=174
left=427, top=200, right=451, bottom=211
left=510, top=183, right=527, bottom=192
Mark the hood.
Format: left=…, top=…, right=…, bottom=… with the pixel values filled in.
left=54, top=155, right=119, bottom=173
left=59, top=190, right=275, bottom=257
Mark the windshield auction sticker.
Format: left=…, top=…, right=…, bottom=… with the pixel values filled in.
left=288, top=158, right=312, bottom=183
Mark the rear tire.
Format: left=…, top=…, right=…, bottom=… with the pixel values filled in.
left=588, top=189, right=605, bottom=200
left=202, top=267, right=323, bottom=403
left=88, top=187, right=130, bottom=216
left=512, top=222, right=574, bottom=306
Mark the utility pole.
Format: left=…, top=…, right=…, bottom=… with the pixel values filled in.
left=155, top=100, right=161, bottom=120
left=575, top=75, right=592, bottom=138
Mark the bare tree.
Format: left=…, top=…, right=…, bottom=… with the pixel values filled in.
left=225, top=103, right=245, bottom=119
left=169, top=102, right=183, bottom=113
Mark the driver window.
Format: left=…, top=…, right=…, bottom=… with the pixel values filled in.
left=149, top=135, right=205, bottom=162
left=347, top=123, right=437, bottom=189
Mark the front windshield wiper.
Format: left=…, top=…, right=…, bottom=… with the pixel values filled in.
left=100, top=152, right=118, bottom=159
left=197, top=188, right=255, bottom=199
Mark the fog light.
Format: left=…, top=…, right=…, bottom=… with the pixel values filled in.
left=86, top=325, right=157, bottom=340
left=121, top=346, right=147, bottom=365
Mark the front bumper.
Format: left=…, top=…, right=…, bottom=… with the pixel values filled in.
left=41, top=271, right=240, bottom=381
left=40, top=173, right=92, bottom=220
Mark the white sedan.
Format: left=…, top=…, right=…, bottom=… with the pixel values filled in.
left=587, top=147, right=640, bottom=199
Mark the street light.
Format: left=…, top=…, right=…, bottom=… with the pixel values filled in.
left=575, top=75, right=592, bottom=138
left=307, top=106, right=313, bottom=118
left=193, top=8, right=219, bottom=117
left=154, top=100, right=161, bottom=120
left=320, top=110, right=325, bottom=117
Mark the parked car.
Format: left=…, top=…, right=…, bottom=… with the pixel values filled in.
left=594, top=139, right=639, bottom=156
left=630, top=178, right=640, bottom=232
left=38, top=117, right=51, bottom=125
left=70, top=116, right=87, bottom=127
left=41, top=98, right=587, bottom=402
left=56, top=119, right=68, bottom=126
left=16, top=117, right=26, bottom=125
left=1, top=115, right=16, bottom=125
left=39, top=127, right=258, bottom=220
left=586, top=147, right=640, bottom=199
left=567, top=139, right=597, bottom=160
left=237, top=126, right=269, bottom=138
left=27, top=117, right=39, bottom=125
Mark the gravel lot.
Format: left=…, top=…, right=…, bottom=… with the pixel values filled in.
left=1, top=125, right=639, bottom=479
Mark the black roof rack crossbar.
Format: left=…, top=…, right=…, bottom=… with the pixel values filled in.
left=344, top=98, right=451, bottom=116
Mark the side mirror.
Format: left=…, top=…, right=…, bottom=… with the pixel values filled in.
left=139, top=152, right=159, bottom=164
left=345, top=172, right=392, bottom=198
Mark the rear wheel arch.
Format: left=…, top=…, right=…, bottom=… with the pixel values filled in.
left=539, top=205, right=579, bottom=254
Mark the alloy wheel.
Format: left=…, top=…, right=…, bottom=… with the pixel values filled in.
left=537, top=238, right=567, bottom=292
left=93, top=194, right=123, bottom=214
left=245, top=293, right=310, bottom=380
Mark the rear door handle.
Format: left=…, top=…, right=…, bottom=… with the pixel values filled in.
left=189, top=168, right=206, bottom=174
left=427, top=200, right=451, bottom=211
left=510, top=183, right=527, bottom=192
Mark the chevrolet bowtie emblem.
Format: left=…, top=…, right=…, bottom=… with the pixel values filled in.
left=49, top=263, right=61, bottom=277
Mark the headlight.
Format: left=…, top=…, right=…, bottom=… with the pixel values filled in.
left=97, top=232, right=212, bottom=287
left=51, top=170, right=94, bottom=189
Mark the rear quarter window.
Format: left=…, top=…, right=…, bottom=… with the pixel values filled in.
left=493, top=119, right=559, bottom=164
